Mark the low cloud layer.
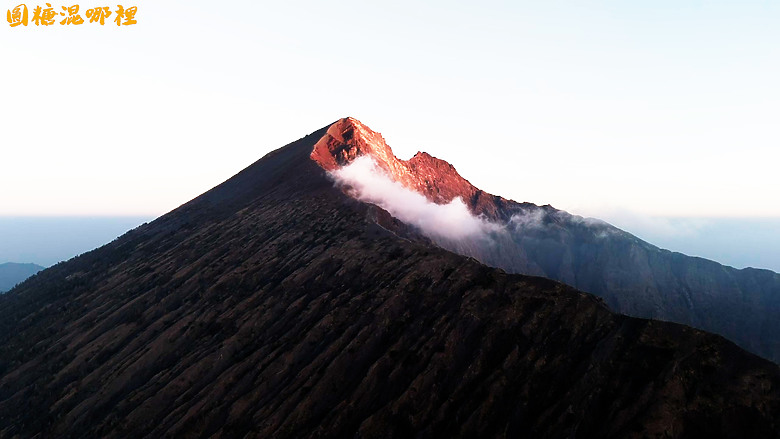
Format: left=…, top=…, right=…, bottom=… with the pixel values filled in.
left=508, top=210, right=547, bottom=231
left=329, top=156, right=501, bottom=242
left=328, top=156, right=622, bottom=252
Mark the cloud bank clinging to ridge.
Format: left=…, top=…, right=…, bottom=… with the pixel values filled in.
left=329, top=156, right=501, bottom=242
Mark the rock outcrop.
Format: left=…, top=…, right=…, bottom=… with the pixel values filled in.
left=311, top=117, right=511, bottom=219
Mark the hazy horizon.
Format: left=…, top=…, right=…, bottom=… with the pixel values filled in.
left=2, top=214, right=778, bottom=274
left=591, top=214, right=780, bottom=273
left=0, top=216, right=154, bottom=267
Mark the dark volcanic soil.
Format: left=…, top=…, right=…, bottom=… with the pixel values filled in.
left=0, top=121, right=779, bottom=438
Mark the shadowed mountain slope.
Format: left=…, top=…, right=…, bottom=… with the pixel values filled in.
left=0, top=119, right=779, bottom=438
left=314, top=118, right=780, bottom=363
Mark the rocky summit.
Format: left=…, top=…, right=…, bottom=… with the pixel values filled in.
left=0, top=118, right=779, bottom=438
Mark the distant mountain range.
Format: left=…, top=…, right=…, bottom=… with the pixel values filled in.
left=0, top=118, right=778, bottom=437
left=0, top=263, right=44, bottom=293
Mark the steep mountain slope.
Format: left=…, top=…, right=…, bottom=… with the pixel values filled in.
left=0, top=262, right=44, bottom=293
left=0, top=120, right=779, bottom=438
left=314, top=118, right=780, bottom=363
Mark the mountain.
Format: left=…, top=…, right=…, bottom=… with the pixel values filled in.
left=314, top=118, right=780, bottom=363
left=0, top=119, right=779, bottom=437
left=0, top=262, right=44, bottom=293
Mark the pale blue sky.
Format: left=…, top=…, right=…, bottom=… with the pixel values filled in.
left=3, top=0, right=779, bottom=216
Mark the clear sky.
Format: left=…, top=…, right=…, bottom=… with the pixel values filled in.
left=2, top=1, right=779, bottom=219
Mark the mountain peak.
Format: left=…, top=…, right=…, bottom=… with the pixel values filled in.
left=310, top=117, right=504, bottom=215
left=310, top=117, right=396, bottom=172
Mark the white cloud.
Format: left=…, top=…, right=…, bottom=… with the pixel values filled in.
left=329, top=156, right=501, bottom=242
left=508, top=210, right=547, bottom=231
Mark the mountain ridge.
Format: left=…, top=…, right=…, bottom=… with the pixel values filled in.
left=0, top=119, right=778, bottom=437
left=309, top=117, right=780, bottom=363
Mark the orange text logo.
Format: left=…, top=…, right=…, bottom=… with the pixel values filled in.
left=7, top=4, right=137, bottom=26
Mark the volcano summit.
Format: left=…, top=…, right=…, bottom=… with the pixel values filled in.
left=0, top=118, right=778, bottom=438
left=314, top=118, right=780, bottom=365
